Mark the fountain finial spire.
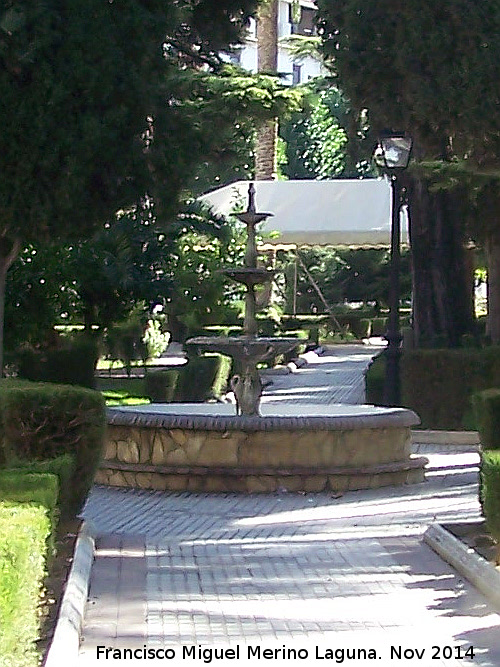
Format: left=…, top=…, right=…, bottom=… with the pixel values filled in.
left=248, top=182, right=256, bottom=213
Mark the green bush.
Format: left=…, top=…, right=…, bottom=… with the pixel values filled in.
left=0, top=502, right=52, bottom=667
left=0, top=471, right=59, bottom=519
left=365, top=353, right=386, bottom=405
left=0, top=470, right=59, bottom=554
left=334, top=314, right=372, bottom=339
left=473, top=389, right=500, bottom=450
left=0, top=380, right=105, bottom=515
left=174, top=354, right=232, bottom=402
left=371, top=317, right=388, bottom=336
left=144, top=370, right=179, bottom=403
left=15, top=336, right=98, bottom=389
left=402, top=348, right=500, bottom=430
left=480, top=450, right=500, bottom=543
left=6, top=455, right=75, bottom=516
left=364, top=348, right=500, bottom=430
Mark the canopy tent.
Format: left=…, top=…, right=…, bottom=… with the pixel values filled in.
left=199, top=178, right=408, bottom=247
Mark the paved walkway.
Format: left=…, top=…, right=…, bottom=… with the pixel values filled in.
left=261, top=345, right=382, bottom=406
left=78, top=346, right=500, bottom=666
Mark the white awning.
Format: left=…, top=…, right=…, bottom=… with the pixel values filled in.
left=199, top=179, right=407, bottom=247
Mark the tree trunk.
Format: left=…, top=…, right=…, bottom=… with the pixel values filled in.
left=255, top=121, right=278, bottom=180
left=486, top=232, right=500, bottom=344
left=255, top=0, right=278, bottom=180
left=408, top=175, right=474, bottom=347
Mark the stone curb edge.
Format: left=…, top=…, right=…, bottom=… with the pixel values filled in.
left=44, top=520, right=96, bottom=667
left=424, top=523, right=500, bottom=611
left=411, top=430, right=480, bottom=446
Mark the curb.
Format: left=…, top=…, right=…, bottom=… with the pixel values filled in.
left=424, top=523, right=500, bottom=611
left=44, top=521, right=96, bottom=667
left=412, top=430, right=480, bottom=446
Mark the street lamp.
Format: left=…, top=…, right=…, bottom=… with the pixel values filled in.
left=374, top=133, right=413, bottom=406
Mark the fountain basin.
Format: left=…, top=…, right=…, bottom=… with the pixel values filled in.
left=95, top=403, right=427, bottom=493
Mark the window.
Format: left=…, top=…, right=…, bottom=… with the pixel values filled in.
left=292, top=64, right=302, bottom=85
left=289, top=6, right=316, bottom=36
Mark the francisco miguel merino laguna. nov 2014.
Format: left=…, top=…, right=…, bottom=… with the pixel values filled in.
left=96, top=644, right=380, bottom=662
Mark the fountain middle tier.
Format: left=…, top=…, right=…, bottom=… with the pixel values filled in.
left=222, top=267, right=274, bottom=288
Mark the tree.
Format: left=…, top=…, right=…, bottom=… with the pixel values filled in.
left=280, top=82, right=354, bottom=179
left=280, top=246, right=412, bottom=314
left=255, top=0, right=279, bottom=179
left=0, top=0, right=307, bottom=371
left=316, top=0, right=500, bottom=345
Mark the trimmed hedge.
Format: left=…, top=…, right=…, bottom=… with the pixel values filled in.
left=0, top=470, right=59, bottom=554
left=15, top=337, right=98, bottom=389
left=0, top=472, right=59, bottom=667
left=480, top=450, right=500, bottom=544
left=0, top=380, right=106, bottom=515
left=473, top=389, right=500, bottom=450
left=174, top=354, right=232, bottom=402
left=144, top=370, right=179, bottom=403
left=6, top=455, right=75, bottom=515
left=0, top=501, right=52, bottom=667
left=402, top=348, right=500, bottom=430
left=365, top=353, right=386, bottom=406
left=366, top=348, right=500, bottom=430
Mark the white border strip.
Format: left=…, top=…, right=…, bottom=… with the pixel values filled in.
left=44, top=521, right=96, bottom=667
left=424, top=523, right=500, bottom=610
left=412, top=430, right=480, bottom=446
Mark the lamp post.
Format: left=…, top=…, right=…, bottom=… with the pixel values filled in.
left=374, top=133, right=412, bottom=406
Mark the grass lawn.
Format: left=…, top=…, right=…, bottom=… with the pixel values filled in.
left=96, top=377, right=150, bottom=406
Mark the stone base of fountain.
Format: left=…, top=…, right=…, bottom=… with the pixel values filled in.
left=95, top=404, right=427, bottom=493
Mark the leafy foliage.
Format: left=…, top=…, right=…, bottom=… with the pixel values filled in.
left=280, top=246, right=412, bottom=313
left=1, top=0, right=304, bottom=368
left=0, top=500, right=52, bottom=667
left=0, top=380, right=106, bottom=514
left=316, top=0, right=496, bottom=345
left=280, top=80, right=371, bottom=179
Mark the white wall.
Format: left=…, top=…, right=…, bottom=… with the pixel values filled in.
left=224, top=0, right=325, bottom=85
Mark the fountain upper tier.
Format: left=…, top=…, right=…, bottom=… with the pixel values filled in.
left=186, top=335, right=299, bottom=364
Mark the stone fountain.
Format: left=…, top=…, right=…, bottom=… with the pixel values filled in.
left=186, top=183, right=298, bottom=416
left=97, top=184, right=427, bottom=494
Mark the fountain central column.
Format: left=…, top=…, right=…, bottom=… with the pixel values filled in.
left=186, top=183, right=298, bottom=416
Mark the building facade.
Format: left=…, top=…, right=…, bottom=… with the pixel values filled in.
left=227, top=0, right=324, bottom=85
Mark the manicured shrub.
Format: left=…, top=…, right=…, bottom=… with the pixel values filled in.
left=480, top=450, right=500, bottom=545
left=364, top=347, right=500, bottom=429
left=0, top=471, right=59, bottom=519
left=0, top=501, right=52, bottom=667
left=0, top=380, right=105, bottom=514
left=402, top=348, right=500, bottom=430
left=334, top=314, right=372, bottom=339
left=365, top=353, right=386, bottom=405
left=175, top=354, right=231, bottom=402
left=473, top=389, right=500, bottom=450
left=15, top=336, right=98, bottom=389
left=6, top=455, right=75, bottom=516
left=144, top=370, right=179, bottom=403
left=0, top=471, right=59, bottom=553
left=210, top=354, right=233, bottom=398
left=371, top=317, right=388, bottom=336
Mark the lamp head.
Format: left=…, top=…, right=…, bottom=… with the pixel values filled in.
left=375, top=133, right=413, bottom=170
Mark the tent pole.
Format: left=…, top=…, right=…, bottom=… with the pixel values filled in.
left=293, top=256, right=298, bottom=315
left=297, top=252, right=344, bottom=332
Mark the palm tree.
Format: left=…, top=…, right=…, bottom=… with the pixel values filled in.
left=255, top=0, right=278, bottom=180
